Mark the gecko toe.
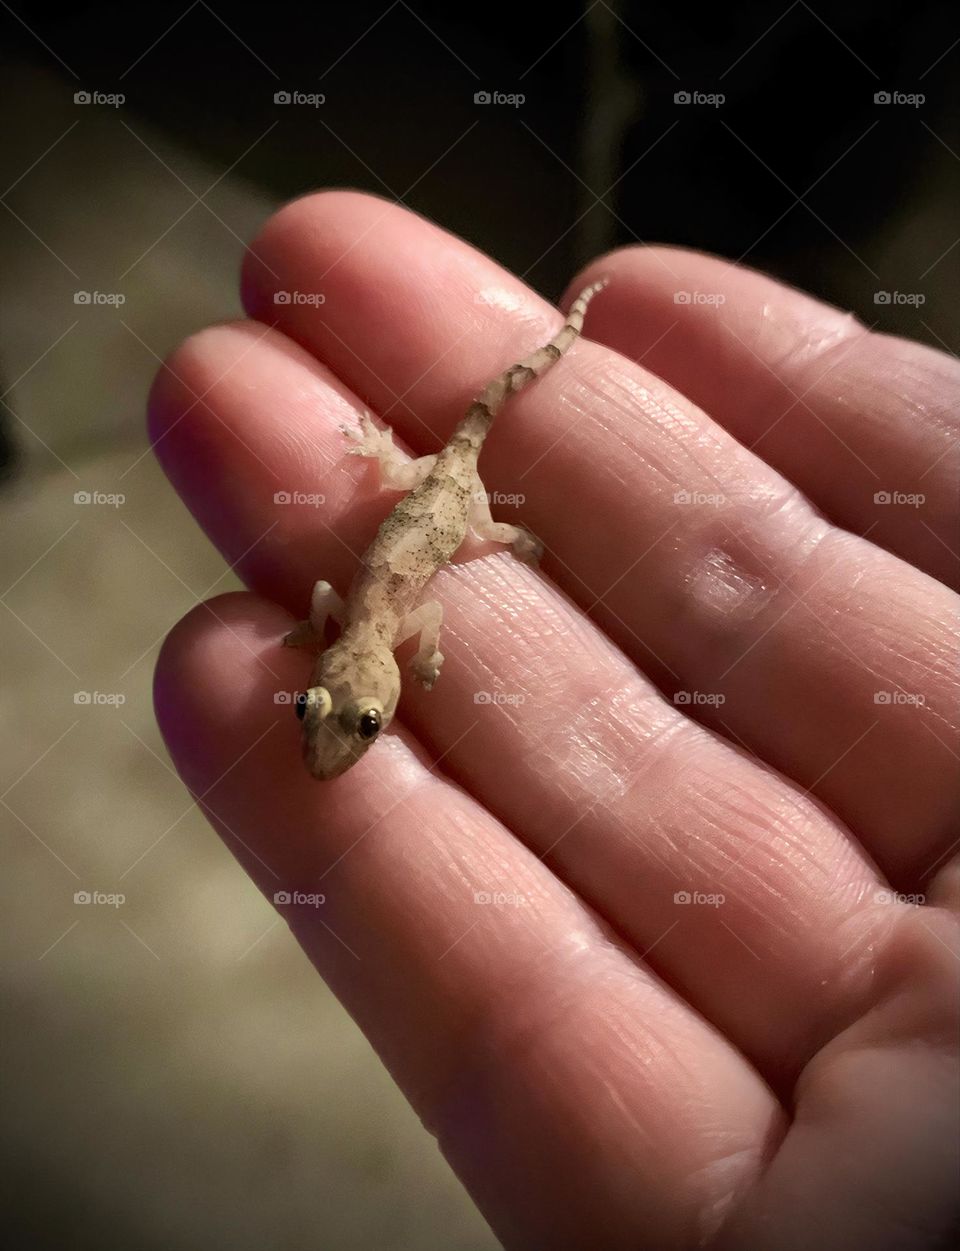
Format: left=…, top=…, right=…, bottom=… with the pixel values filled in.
left=411, top=650, right=444, bottom=689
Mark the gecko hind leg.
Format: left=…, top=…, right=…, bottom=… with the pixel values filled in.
left=396, top=600, right=444, bottom=689
left=469, top=482, right=543, bottom=565
left=342, top=411, right=437, bottom=491
left=283, top=580, right=344, bottom=649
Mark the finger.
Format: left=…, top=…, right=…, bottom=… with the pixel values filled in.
left=155, top=594, right=782, bottom=1250
left=150, top=321, right=890, bottom=1088
left=238, top=191, right=960, bottom=882
left=564, top=247, right=960, bottom=589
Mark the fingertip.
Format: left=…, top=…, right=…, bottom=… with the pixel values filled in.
left=153, top=592, right=297, bottom=790
left=565, top=243, right=861, bottom=367
left=146, top=320, right=266, bottom=460
left=240, top=188, right=408, bottom=322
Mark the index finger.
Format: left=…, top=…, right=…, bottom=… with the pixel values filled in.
left=154, top=594, right=781, bottom=1249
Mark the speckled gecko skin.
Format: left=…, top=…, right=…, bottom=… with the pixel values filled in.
left=287, top=280, right=607, bottom=779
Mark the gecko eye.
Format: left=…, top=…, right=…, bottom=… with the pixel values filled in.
left=357, top=708, right=381, bottom=740
left=298, top=687, right=332, bottom=722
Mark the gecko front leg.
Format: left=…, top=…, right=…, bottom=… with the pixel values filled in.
left=468, top=482, right=543, bottom=565
left=396, top=600, right=444, bottom=689
left=343, top=411, right=437, bottom=491
left=283, top=580, right=344, bottom=649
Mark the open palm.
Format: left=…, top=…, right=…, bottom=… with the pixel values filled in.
left=151, top=192, right=958, bottom=1250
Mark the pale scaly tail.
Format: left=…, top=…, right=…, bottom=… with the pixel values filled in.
left=453, top=278, right=608, bottom=447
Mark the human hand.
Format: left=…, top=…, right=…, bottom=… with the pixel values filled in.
left=150, top=193, right=958, bottom=1250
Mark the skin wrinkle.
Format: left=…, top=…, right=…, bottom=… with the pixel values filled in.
left=770, top=308, right=867, bottom=378
left=809, top=334, right=960, bottom=445
left=429, top=946, right=777, bottom=1209
left=585, top=1020, right=782, bottom=1246
left=580, top=357, right=806, bottom=524
left=688, top=548, right=773, bottom=622
left=664, top=760, right=860, bottom=938
left=422, top=936, right=658, bottom=1135
left=425, top=548, right=879, bottom=958
left=784, top=543, right=959, bottom=729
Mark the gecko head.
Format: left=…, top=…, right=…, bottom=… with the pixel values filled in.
left=295, top=647, right=401, bottom=780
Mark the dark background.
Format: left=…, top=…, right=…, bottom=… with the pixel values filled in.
left=3, top=0, right=957, bottom=324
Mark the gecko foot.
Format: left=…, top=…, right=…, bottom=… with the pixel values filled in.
left=512, top=528, right=543, bottom=566
left=342, top=410, right=392, bottom=459
left=410, top=649, right=444, bottom=690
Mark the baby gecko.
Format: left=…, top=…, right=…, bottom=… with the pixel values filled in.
left=287, top=279, right=607, bottom=779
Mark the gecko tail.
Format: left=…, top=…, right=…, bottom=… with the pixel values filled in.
left=454, top=278, right=608, bottom=446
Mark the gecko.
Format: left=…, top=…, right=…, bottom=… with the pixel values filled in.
left=286, top=279, right=607, bottom=779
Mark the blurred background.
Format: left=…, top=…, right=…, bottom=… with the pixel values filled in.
left=1, top=2, right=956, bottom=1248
